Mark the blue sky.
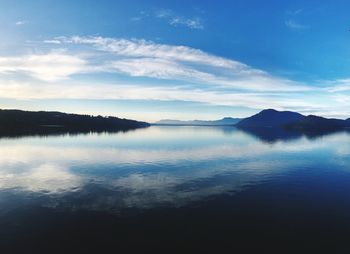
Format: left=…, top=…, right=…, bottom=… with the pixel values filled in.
left=1, top=0, right=350, bottom=121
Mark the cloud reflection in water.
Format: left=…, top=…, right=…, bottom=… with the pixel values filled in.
left=0, top=126, right=349, bottom=212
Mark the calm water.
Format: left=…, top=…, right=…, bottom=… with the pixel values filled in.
left=1, top=126, right=350, bottom=253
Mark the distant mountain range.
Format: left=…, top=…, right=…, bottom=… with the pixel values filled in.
left=155, top=109, right=350, bottom=141
left=0, top=109, right=150, bottom=136
left=154, top=117, right=241, bottom=126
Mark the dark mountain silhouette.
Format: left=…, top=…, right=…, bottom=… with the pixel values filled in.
left=236, top=109, right=305, bottom=128
left=236, top=109, right=350, bottom=142
left=154, top=117, right=241, bottom=126
left=286, top=115, right=350, bottom=132
left=0, top=109, right=149, bottom=136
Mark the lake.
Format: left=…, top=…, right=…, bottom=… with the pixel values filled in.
left=1, top=126, right=350, bottom=253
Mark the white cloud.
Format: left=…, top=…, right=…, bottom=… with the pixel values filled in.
left=65, top=36, right=242, bottom=69
left=43, top=39, right=62, bottom=44
left=285, top=8, right=308, bottom=30
left=56, top=36, right=310, bottom=92
left=0, top=52, right=86, bottom=81
left=0, top=79, right=324, bottom=112
left=333, top=94, right=350, bottom=106
left=155, top=9, right=172, bottom=18
left=286, top=9, right=303, bottom=16
left=325, top=79, right=350, bottom=92
left=169, top=17, right=203, bottom=30
left=15, top=20, right=26, bottom=26
left=285, top=19, right=308, bottom=30
left=110, top=57, right=215, bottom=80
left=155, top=9, right=204, bottom=30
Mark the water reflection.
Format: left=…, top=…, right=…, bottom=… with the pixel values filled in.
left=1, top=126, right=350, bottom=213
left=237, top=126, right=350, bottom=143
left=0, top=128, right=141, bottom=140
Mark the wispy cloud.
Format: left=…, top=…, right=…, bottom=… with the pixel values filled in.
left=15, top=20, right=27, bottom=26
left=64, top=36, right=238, bottom=68
left=0, top=79, right=325, bottom=114
left=0, top=51, right=86, bottom=81
left=130, top=11, right=149, bottom=22
left=155, top=9, right=204, bottom=30
left=52, top=36, right=310, bottom=92
left=285, top=8, right=308, bottom=30
left=43, top=39, right=62, bottom=44
left=169, top=17, right=203, bottom=30
left=285, top=19, right=308, bottom=30
left=286, top=8, right=303, bottom=16
left=325, top=79, right=350, bottom=92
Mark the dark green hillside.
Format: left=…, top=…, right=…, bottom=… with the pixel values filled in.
left=0, top=109, right=149, bottom=136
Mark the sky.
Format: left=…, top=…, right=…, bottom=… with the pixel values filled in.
left=1, top=0, right=350, bottom=122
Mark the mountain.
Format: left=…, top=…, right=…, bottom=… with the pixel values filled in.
left=0, top=109, right=150, bottom=136
left=154, top=117, right=241, bottom=126
left=236, top=109, right=305, bottom=128
left=285, top=115, right=350, bottom=132
left=236, top=109, right=350, bottom=136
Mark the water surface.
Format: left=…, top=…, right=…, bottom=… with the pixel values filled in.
left=1, top=126, right=350, bottom=253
